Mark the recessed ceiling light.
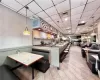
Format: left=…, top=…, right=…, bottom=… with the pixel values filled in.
left=65, top=18, right=68, bottom=21
left=80, top=21, right=85, bottom=23
left=66, top=27, right=71, bottom=30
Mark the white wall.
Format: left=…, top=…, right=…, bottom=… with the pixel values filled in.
left=0, top=5, right=32, bottom=49
left=97, top=22, right=100, bottom=43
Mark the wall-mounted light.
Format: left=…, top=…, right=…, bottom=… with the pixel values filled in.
left=23, top=6, right=30, bottom=36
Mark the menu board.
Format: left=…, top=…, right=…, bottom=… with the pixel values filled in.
left=40, top=32, right=47, bottom=39
left=33, top=30, right=40, bottom=38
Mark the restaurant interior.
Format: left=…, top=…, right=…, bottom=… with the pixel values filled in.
left=0, top=0, right=100, bottom=80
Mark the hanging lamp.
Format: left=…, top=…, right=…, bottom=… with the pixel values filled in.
left=23, top=6, right=30, bottom=35
left=91, top=17, right=96, bottom=36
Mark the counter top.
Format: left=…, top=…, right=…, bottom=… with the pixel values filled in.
left=33, top=46, right=51, bottom=51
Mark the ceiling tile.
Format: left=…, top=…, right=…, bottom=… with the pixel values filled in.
left=94, top=8, right=100, bottom=15
left=45, top=7, right=57, bottom=16
left=84, top=0, right=100, bottom=12
left=43, top=17, right=52, bottom=22
left=80, top=17, right=90, bottom=22
left=16, top=0, right=32, bottom=5
left=71, top=5, right=85, bottom=16
left=35, top=0, right=53, bottom=10
left=88, top=0, right=96, bottom=3
left=2, top=0, right=23, bottom=11
left=37, top=11, right=48, bottom=19
left=82, top=9, right=96, bottom=18
left=51, top=14, right=60, bottom=20
left=71, top=14, right=81, bottom=20
left=18, top=8, right=33, bottom=17
left=56, top=0, right=70, bottom=13
left=85, top=19, right=93, bottom=26
left=28, top=1, right=42, bottom=14
left=93, top=13, right=100, bottom=21
left=71, top=0, right=87, bottom=8
left=53, top=0, right=65, bottom=5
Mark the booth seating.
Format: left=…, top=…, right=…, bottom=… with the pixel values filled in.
left=32, top=48, right=49, bottom=60
left=31, top=58, right=50, bottom=73
left=0, top=65, right=19, bottom=80
left=87, top=44, right=100, bottom=74
left=81, top=43, right=92, bottom=58
left=32, top=48, right=50, bottom=73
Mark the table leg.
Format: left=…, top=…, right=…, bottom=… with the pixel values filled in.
left=32, top=67, right=34, bottom=80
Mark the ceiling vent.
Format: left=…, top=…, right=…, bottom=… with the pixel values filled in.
left=59, top=10, right=70, bottom=18
left=77, top=22, right=86, bottom=26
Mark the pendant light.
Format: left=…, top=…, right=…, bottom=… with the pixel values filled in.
left=91, top=17, right=96, bottom=36
left=23, top=6, right=30, bottom=35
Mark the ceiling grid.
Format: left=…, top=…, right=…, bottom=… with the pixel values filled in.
left=0, top=0, right=100, bottom=34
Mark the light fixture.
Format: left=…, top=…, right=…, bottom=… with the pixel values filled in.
left=91, top=17, right=96, bottom=36
left=80, top=21, right=85, bottom=24
left=23, top=6, right=30, bottom=35
left=65, top=18, right=68, bottom=21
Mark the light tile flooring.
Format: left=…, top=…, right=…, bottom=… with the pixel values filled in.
left=14, top=46, right=100, bottom=80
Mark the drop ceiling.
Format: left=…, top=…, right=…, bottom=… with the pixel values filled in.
left=1, top=0, right=100, bottom=34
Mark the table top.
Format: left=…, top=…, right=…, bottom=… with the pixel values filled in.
left=8, top=52, right=43, bottom=66
left=82, top=48, right=100, bottom=52
left=91, top=55, right=99, bottom=60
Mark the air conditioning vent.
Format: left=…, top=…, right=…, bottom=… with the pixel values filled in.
left=59, top=10, right=70, bottom=18
left=78, top=23, right=86, bottom=26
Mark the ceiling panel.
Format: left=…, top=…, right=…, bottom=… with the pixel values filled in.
left=2, top=0, right=23, bottom=11
left=88, top=0, right=96, bottom=3
left=84, top=0, right=100, bottom=12
left=82, top=9, right=96, bottom=18
left=45, top=7, right=57, bottom=16
left=51, top=14, right=60, bottom=21
left=71, top=5, right=85, bottom=16
left=56, top=0, right=70, bottom=13
left=63, top=19, right=71, bottom=26
left=43, top=17, right=52, bottom=23
left=71, top=0, right=87, bottom=9
left=71, top=14, right=81, bottom=20
left=35, top=0, right=53, bottom=10
left=16, top=0, right=32, bottom=5
left=80, top=17, right=90, bottom=22
left=53, top=0, right=65, bottom=5
left=93, top=13, right=100, bottom=21
left=94, top=8, right=100, bottom=15
left=85, top=19, right=93, bottom=26
left=18, top=8, right=33, bottom=17
left=37, top=11, right=48, bottom=19
left=28, top=2, right=42, bottom=14
left=54, top=19, right=62, bottom=25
